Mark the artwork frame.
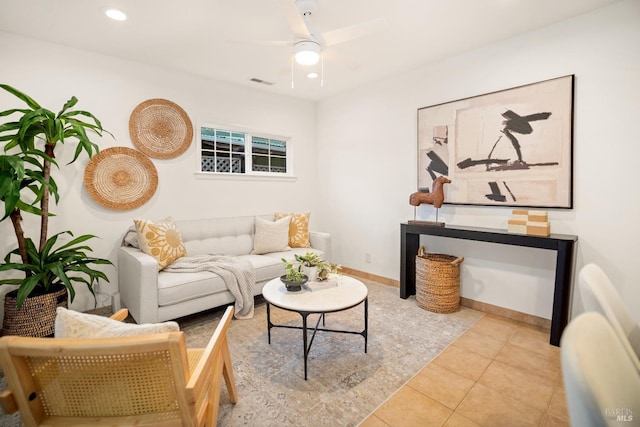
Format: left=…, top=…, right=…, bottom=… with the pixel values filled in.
left=417, top=75, right=574, bottom=209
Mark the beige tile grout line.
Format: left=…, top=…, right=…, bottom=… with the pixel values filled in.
left=463, top=322, right=558, bottom=427
left=436, top=322, right=515, bottom=427
left=539, top=379, right=565, bottom=426
left=356, top=311, right=488, bottom=427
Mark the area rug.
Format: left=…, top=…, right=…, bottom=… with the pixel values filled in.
left=0, top=278, right=483, bottom=426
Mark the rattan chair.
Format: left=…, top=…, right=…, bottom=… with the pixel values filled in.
left=0, top=306, right=237, bottom=426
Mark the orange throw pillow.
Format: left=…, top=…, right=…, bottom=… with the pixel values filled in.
left=274, top=211, right=311, bottom=248
left=134, top=217, right=187, bottom=270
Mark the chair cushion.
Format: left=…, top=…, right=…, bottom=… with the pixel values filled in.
left=134, top=216, right=187, bottom=270
left=251, top=216, right=291, bottom=255
left=54, top=307, right=179, bottom=338
left=274, top=211, right=311, bottom=248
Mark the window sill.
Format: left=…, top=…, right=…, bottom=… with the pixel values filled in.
left=194, top=172, right=298, bottom=182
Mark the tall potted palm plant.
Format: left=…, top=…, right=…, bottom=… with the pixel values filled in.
left=0, top=84, right=113, bottom=337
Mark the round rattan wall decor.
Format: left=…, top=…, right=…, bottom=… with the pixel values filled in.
left=84, top=147, right=158, bottom=210
left=129, top=98, right=193, bottom=159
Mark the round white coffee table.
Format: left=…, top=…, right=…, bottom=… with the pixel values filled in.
left=262, top=275, right=368, bottom=380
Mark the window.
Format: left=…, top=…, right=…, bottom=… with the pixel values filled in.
left=199, top=125, right=291, bottom=177
left=251, top=136, right=287, bottom=174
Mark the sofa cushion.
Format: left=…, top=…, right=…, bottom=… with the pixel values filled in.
left=263, top=247, right=325, bottom=263
left=55, top=307, right=179, bottom=338
left=237, top=254, right=284, bottom=282
left=251, top=216, right=291, bottom=255
left=134, top=217, right=187, bottom=270
left=158, top=271, right=228, bottom=307
left=177, top=216, right=256, bottom=256
left=157, top=254, right=285, bottom=306
left=274, top=211, right=311, bottom=248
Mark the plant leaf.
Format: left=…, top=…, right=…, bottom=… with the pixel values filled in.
left=0, top=84, right=41, bottom=110
left=57, top=96, right=78, bottom=117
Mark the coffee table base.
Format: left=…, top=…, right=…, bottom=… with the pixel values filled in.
left=266, top=298, right=368, bottom=380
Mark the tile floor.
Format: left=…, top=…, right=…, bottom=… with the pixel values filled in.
left=359, top=314, right=569, bottom=427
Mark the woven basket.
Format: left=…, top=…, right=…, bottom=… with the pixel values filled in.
left=415, top=246, right=463, bottom=313
left=1, top=284, right=68, bottom=337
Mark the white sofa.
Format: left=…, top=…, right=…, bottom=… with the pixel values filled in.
left=118, top=215, right=331, bottom=324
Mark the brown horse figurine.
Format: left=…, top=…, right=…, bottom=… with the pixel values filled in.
left=409, top=176, right=452, bottom=208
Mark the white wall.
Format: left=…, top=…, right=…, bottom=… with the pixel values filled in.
left=0, top=32, right=318, bottom=314
left=2, top=0, right=639, bottom=326
left=317, top=0, right=640, bottom=322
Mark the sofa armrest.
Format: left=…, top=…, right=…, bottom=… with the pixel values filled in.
left=309, top=231, right=332, bottom=262
left=118, top=246, right=160, bottom=324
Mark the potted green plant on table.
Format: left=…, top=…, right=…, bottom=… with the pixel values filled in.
left=287, top=251, right=343, bottom=285
left=0, top=84, right=113, bottom=337
left=316, top=260, right=342, bottom=281
left=294, top=252, right=324, bottom=281
left=280, top=258, right=308, bottom=292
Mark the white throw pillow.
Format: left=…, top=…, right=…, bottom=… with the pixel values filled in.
left=251, top=216, right=291, bottom=255
left=54, top=307, right=180, bottom=338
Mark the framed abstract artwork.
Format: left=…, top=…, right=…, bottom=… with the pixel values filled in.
left=417, top=75, right=574, bottom=208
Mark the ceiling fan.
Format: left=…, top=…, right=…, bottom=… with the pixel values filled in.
left=238, top=0, right=388, bottom=83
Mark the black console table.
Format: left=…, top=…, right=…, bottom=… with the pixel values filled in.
left=400, top=223, right=578, bottom=346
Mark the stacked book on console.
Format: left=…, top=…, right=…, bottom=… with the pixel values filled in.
left=507, top=209, right=551, bottom=236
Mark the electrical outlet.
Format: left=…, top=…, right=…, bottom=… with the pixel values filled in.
left=365, top=253, right=371, bottom=263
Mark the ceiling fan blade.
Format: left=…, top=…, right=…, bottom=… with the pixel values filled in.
left=322, top=49, right=360, bottom=71
left=278, top=0, right=311, bottom=39
left=278, top=56, right=294, bottom=75
left=227, top=39, right=291, bottom=47
left=322, top=17, right=388, bottom=46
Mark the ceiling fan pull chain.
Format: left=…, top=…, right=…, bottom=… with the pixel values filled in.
left=291, top=58, right=295, bottom=89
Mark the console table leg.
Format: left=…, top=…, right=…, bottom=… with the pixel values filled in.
left=401, top=230, right=420, bottom=298
left=550, top=240, right=575, bottom=346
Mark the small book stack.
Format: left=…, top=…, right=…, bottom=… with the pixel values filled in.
left=307, top=278, right=338, bottom=291
left=507, top=210, right=551, bottom=236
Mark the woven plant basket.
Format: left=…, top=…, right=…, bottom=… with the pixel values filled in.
left=1, top=284, right=68, bottom=337
left=415, top=246, right=463, bottom=313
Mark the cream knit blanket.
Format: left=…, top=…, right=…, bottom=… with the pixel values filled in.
left=165, top=255, right=255, bottom=319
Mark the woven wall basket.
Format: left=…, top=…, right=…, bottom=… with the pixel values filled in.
left=129, top=98, right=193, bottom=159
left=2, top=284, right=68, bottom=337
left=84, top=146, right=158, bottom=210
left=415, top=246, right=463, bottom=314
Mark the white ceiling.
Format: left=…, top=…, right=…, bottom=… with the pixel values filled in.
left=0, top=0, right=620, bottom=101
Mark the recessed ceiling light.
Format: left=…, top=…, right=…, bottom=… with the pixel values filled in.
left=307, top=73, right=319, bottom=79
left=103, top=7, right=127, bottom=21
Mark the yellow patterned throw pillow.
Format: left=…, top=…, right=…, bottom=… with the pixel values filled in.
left=274, top=211, right=311, bottom=248
left=134, top=217, right=187, bottom=271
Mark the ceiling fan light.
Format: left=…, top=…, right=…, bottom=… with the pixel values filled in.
left=102, top=7, right=127, bottom=21
left=295, top=51, right=319, bottom=65
left=294, top=41, right=321, bottom=65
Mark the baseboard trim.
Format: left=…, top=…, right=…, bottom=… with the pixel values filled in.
left=460, top=297, right=551, bottom=330
left=341, top=267, right=399, bottom=288
left=342, top=267, right=550, bottom=330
